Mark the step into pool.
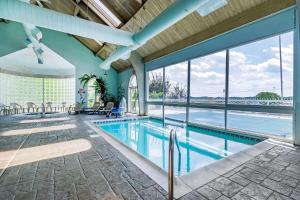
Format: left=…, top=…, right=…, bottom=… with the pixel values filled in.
left=95, top=118, right=261, bottom=176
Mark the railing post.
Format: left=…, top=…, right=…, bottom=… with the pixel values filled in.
left=168, top=130, right=175, bottom=200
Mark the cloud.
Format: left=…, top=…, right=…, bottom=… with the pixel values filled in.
left=157, top=32, right=294, bottom=97
left=240, top=58, right=280, bottom=73
left=191, top=71, right=224, bottom=79
left=229, top=51, right=247, bottom=66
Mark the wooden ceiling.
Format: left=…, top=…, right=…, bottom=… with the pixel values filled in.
left=35, top=0, right=295, bottom=72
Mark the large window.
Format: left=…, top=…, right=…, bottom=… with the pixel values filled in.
left=0, top=73, right=43, bottom=106
left=87, top=79, right=97, bottom=108
left=146, top=31, right=294, bottom=139
left=227, top=111, right=292, bottom=139
left=0, top=72, right=75, bottom=107
left=44, top=78, right=75, bottom=106
left=229, top=33, right=293, bottom=106
left=190, top=51, right=226, bottom=104
left=165, top=62, right=188, bottom=103
left=128, top=75, right=139, bottom=114
left=189, top=108, right=224, bottom=128
left=280, top=31, right=294, bottom=105
left=147, top=68, right=163, bottom=101
left=164, top=106, right=186, bottom=122
left=147, top=104, right=163, bottom=118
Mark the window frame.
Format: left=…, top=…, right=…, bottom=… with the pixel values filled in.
left=145, top=30, right=294, bottom=138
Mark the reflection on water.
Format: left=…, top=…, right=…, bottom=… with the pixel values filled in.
left=151, top=109, right=292, bottom=138
left=98, top=119, right=259, bottom=175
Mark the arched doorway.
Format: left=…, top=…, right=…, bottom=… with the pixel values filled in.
left=87, top=78, right=99, bottom=108
left=128, top=75, right=139, bottom=114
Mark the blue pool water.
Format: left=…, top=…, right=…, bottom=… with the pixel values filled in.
left=97, top=118, right=260, bottom=175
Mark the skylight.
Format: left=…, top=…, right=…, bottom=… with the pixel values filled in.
left=89, top=0, right=122, bottom=27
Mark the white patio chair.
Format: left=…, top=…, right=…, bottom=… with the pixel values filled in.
left=0, top=103, right=10, bottom=115
left=68, top=102, right=83, bottom=115
left=26, top=102, right=37, bottom=113
left=61, top=102, right=67, bottom=111
left=9, top=103, right=22, bottom=114
left=45, top=102, right=53, bottom=112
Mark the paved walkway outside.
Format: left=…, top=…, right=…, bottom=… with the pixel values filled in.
left=0, top=113, right=300, bottom=200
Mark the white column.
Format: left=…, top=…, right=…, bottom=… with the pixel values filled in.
left=129, top=51, right=145, bottom=115
left=294, top=2, right=300, bottom=145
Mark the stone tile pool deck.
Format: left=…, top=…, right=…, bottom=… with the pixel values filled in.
left=0, top=113, right=299, bottom=200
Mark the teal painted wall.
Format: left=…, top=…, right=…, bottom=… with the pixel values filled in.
left=0, top=22, right=27, bottom=57
left=41, top=27, right=118, bottom=101
left=0, top=22, right=118, bottom=103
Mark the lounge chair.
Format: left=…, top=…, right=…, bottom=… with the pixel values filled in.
left=99, top=102, right=114, bottom=117
left=85, top=102, right=103, bottom=114
left=9, top=103, right=22, bottom=114
left=26, top=102, right=37, bottom=113
left=45, top=102, right=53, bottom=112
left=0, top=103, right=10, bottom=115
left=111, top=107, right=124, bottom=118
left=68, top=102, right=83, bottom=115
left=111, top=100, right=126, bottom=118
left=61, top=102, right=67, bottom=111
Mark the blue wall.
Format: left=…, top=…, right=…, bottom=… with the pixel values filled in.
left=145, top=7, right=296, bottom=71
left=0, top=22, right=118, bottom=102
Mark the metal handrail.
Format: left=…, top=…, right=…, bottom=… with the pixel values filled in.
left=168, top=129, right=182, bottom=200
left=174, top=132, right=182, bottom=173
left=168, top=129, right=175, bottom=200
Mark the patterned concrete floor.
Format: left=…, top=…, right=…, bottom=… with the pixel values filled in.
left=0, top=113, right=300, bottom=200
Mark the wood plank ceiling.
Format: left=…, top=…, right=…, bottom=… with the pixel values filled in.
left=35, top=0, right=295, bottom=72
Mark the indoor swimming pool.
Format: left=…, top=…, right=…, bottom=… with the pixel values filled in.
left=96, top=118, right=261, bottom=176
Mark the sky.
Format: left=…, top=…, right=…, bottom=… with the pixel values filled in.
left=150, top=31, right=294, bottom=98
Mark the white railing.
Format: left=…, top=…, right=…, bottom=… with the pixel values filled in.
left=190, top=97, right=293, bottom=106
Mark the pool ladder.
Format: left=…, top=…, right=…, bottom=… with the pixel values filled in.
left=168, top=129, right=181, bottom=200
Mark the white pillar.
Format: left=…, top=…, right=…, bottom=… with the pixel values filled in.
left=129, top=51, right=145, bottom=115
left=294, top=2, right=300, bottom=145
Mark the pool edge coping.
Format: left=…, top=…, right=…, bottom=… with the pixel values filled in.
left=85, top=118, right=288, bottom=198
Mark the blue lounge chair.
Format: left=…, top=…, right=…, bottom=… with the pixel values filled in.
left=111, top=107, right=124, bottom=118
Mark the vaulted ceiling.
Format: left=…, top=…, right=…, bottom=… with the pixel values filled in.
left=31, top=0, right=295, bottom=72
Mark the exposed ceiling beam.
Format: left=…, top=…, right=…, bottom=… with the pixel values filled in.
left=43, top=0, right=106, bottom=64
left=95, top=44, right=106, bottom=56
left=93, top=0, right=147, bottom=62
left=144, top=0, right=295, bottom=63
left=42, top=0, right=104, bottom=47
left=69, top=0, right=105, bottom=46
left=134, top=0, right=144, bottom=5
left=34, top=0, right=103, bottom=49
left=73, top=5, right=80, bottom=16
left=0, top=0, right=135, bottom=46
left=68, top=0, right=99, bottom=22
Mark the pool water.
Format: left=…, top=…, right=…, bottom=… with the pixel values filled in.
left=97, top=118, right=260, bottom=176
